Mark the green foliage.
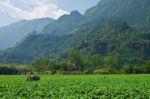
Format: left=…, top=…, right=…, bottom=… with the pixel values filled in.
left=31, top=57, right=49, bottom=72
left=1, top=20, right=149, bottom=66
left=139, top=60, right=150, bottom=73
left=83, top=69, right=94, bottom=74
left=110, top=53, right=122, bottom=68
left=68, top=50, right=85, bottom=71
left=0, top=67, right=20, bottom=75
left=0, top=75, right=150, bottom=98
left=122, top=60, right=150, bottom=74
left=90, top=54, right=103, bottom=67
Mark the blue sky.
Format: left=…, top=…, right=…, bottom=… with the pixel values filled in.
left=0, top=0, right=100, bottom=27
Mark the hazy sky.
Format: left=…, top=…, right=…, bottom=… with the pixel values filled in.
left=0, top=0, right=100, bottom=27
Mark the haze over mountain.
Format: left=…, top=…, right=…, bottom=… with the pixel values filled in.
left=0, top=0, right=150, bottom=65
left=0, top=18, right=54, bottom=50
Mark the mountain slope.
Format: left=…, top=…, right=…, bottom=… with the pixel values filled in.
left=74, top=20, right=150, bottom=64
left=0, top=18, right=54, bottom=50
left=0, top=34, right=73, bottom=63
left=0, top=20, right=149, bottom=64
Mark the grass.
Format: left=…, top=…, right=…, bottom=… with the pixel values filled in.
left=0, top=75, right=150, bottom=98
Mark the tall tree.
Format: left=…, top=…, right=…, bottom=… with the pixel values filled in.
left=90, top=54, right=103, bottom=67
left=68, top=50, right=84, bottom=71
left=111, top=53, right=122, bottom=69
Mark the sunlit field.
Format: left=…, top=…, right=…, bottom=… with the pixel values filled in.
left=0, top=75, right=150, bottom=98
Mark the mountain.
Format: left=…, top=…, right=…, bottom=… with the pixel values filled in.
left=43, top=10, right=85, bottom=35
left=0, top=18, right=54, bottom=50
left=85, top=0, right=150, bottom=27
left=43, top=0, right=150, bottom=35
left=0, top=0, right=150, bottom=65
left=0, top=20, right=149, bottom=64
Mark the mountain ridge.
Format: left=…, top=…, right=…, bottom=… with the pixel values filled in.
left=0, top=17, right=55, bottom=50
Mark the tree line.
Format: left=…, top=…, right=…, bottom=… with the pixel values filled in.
left=0, top=50, right=150, bottom=75
left=31, top=50, right=150, bottom=74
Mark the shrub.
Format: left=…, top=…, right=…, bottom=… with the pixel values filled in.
left=84, top=69, right=94, bottom=74
left=0, top=67, right=20, bottom=75
left=44, top=71, right=52, bottom=74
left=94, top=68, right=110, bottom=74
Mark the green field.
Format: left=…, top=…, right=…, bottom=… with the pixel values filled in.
left=0, top=75, right=150, bottom=98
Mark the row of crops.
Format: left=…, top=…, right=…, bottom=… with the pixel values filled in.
left=0, top=75, right=150, bottom=98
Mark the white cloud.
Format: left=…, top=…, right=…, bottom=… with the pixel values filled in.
left=0, top=0, right=68, bottom=20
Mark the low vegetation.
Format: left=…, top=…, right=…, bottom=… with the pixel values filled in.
left=0, top=75, right=150, bottom=98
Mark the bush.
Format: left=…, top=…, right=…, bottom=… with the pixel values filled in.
left=51, top=70, right=57, bottom=74
left=93, top=68, right=110, bottom=74
left=61, top=71, right=82, bottom=75
left=44, top=71, right=52, bottom=74
left=133, top=66, right=143, bottom=74
left=0, top=67, right=20, bottom=75
left=122, top=65, right=134, bottom=74
left=84, top=69, right=94, bottom=74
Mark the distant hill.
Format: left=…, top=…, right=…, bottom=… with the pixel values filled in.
left=0, top=0, right=150, bottom=64
left=0, top=18, right=54, bottom=50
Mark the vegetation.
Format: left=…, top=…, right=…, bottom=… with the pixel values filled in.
left=0, top=64, right=31, bottom=75
left=0, top=75, right=150, bottom=98
left=0, top=49, right=150, bottom=74
left=0, top=67, right=19, bottom=75
left=0, top=21, right=149, bottom=66
left=29, top=50, right=150, bottom=74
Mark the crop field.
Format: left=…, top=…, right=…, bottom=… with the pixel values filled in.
left=0, top=75, right=150, bottom=98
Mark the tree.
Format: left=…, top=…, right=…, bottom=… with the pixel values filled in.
left=108, top=53, right=122, bottom=69
left=31, top=57, right=49, bottom=72
left=90, top=54, right=103, bottom=67
left=68, top=50, right=84, bottom=71
left=123, top=65, right=134, bottom=74
left=141, top=60, right=150, bottom=73
left=47, top=60, right=60, bottom=72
